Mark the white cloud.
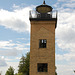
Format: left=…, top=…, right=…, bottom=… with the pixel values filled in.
left=56, top=53, right=75, bottom=62
left=0, top=57, right=7, bottom=67
left=26, top=43, right=30, bottom=46
left=58, top=0, right=75, bottom=2
left=7, top=62, right=19, bottom=74
left=56, top=64, right=74, bottom=75
left=55, top=0, right=75, bottom=51
left=56, top=11, right=75, bottom=50
left=0, top=39, right=29, bottom=72
left=16, top=57, right=21, bottom=60
left=17, top=38, right=27, bottom=40
left=0, top=40, right=29, bottom=57
left=5, top=57, right=21, bottom=62
left=0, top=48, right=21, bottom=56
left=53, top=0, right=75, bottom=11
left=0, top=40, right=15, bottom=49
left=0, top=62, right=19, bottom=75
left=62, top=2, right=75, bottom=8
left=12, top=4, right=20, bottom=9
left=53, top=0, right=75, bottom=75
left=0, top=6, right=34, bottom=32
left=0, top=5, right=33, bottom=73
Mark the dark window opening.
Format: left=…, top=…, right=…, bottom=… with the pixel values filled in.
left=39, top=39, right=47, bottom=48
left=37, top=63, right=48, bottom=72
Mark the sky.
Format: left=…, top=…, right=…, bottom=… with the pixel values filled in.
left=0, top=0, right=75, bottom=75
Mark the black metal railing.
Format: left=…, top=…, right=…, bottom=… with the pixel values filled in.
left=29, top=10, right=57, bottom=19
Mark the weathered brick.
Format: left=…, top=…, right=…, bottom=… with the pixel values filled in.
left=30, top=20, right=56, bottom=75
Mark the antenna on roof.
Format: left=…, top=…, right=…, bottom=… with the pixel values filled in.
left=43, top=0, right=46, bottom=4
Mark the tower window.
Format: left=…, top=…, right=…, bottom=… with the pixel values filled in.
left=37, top=63, right=48, bottom=72
left=39, top=39, right=47, bottom=48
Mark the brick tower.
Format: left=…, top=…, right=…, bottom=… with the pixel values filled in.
left=29, top=1, right=57, bottom=75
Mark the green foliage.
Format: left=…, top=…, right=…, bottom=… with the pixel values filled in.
left=55, top=66, right=57, bottom=75
left=18, top=52, right=57, bottom=75
left=15, top=73, right=23, bottom=75
left=6, top=52, right=57, bottom=75
left=14, top=73, right=17, bottom=75
left=18, top=52, right=30, bottom=75
left=5, top=66, right=14, bottom=75
left=55, top=72, right=57, bottom=75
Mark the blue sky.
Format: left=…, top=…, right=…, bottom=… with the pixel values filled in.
left=0, top=0, right=75, bottom=75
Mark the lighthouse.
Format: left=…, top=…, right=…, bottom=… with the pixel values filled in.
left=29, top=0, right=57, bottom=75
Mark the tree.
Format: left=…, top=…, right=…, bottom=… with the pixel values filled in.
left=15, top=73, right=23, bottom=75
left=0, top=71, right=2, bottom=75
left=18, top=52, right=57, bottom=75
left=18, top=55, right=25, bottom=74
left=5, top=66, right=14, bottom=75
left=18, top=52, right=30, bottom=75
left=14, top=73, right=17, bottom=75
left=55, top=66, right=57, bottom=75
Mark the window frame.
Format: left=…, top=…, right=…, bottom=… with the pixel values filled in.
left=37, top=63, right=48, bottom=72
left=39, top=39, right=47, bottom=48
